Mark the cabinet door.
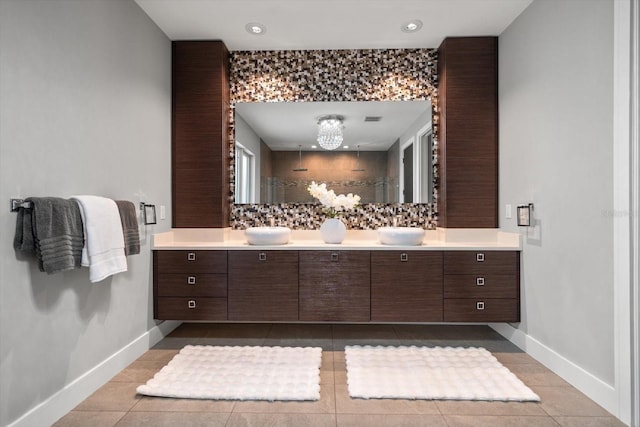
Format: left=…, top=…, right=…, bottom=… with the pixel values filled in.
left=299, top=251, right=370, bottom=322
left=371, top=251, right=443, bottom=322
left=228, top=250, right=298, bottom=321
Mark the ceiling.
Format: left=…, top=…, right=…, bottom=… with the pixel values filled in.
left=236, top=101, right=431, bottom=151
left=134, top=0, right=533, bottom=51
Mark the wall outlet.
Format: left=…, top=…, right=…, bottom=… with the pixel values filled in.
left=505, top=204, right=512, bottom=219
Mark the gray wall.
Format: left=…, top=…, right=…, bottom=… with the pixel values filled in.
left=499, top=0, right=614, bottom=384
left=0, top=0, right=171, bottom=425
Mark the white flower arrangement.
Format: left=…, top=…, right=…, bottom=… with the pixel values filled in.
left=307, top=181, right=361, bottom=218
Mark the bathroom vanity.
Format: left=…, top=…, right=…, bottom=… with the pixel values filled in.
left=152, top=229, right=520, bottom=324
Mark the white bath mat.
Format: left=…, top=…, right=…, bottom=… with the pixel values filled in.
left=137, top=345, right=322, bottom=401
left=345, top=346, right=540, bottom=401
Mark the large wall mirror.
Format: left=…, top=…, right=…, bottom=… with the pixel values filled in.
left=234, top=100, right=433, bottom=205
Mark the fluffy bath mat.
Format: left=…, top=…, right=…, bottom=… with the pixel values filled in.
left=345, top=345, right=540, bottom=401
left=137, top=345, right=322, bottom=401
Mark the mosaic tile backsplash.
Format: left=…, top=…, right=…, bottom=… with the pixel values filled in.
left=229, top=48, right=439, bottom=230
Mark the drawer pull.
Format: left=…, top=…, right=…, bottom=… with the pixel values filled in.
left=259, top=252, right=267, bottom=261
left=476, top=277, right=485, bottom=286
left=476, top=301, right=485, bottom=310
left=188, top=300, right=196, bottom=309
left=187, top=276, right=196, bottom=285
left=187, top=252, right=196, bottom=261
left=331, top=252, right=339, bottom=262
left=476, top=253, right=485, bottom=262
left=400, top=253, right=408, bottom=262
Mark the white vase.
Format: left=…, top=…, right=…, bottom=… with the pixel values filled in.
left=320, top=218, right=346, bottom=244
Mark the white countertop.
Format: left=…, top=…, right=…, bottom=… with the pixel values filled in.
left=152, top=228, right=521, bottom=251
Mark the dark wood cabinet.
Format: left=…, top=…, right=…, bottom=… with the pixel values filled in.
left=153, top=248, right=520, bottom=324
left=371, top=251, right=444, bottom=322
left=154, top=250, right=228, bottom=320
left=438, top=37, right=498, bottom=228
left=228, top=250, right=299, bottom=321
left=299, top=251, right=371, bottom=322
left=443, top=250, right=520, bottom=322
left=172, top=41, right=230, bottom=228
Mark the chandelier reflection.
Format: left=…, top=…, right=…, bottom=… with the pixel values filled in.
left=317, top=115, right=344, bottom=150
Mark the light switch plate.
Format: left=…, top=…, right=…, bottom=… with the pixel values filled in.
left=159, top=205, right=166, bottom=220
left=505, top=204, right=512, bottom=219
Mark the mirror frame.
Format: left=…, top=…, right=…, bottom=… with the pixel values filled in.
left=228, top=48, right=439, bottom=230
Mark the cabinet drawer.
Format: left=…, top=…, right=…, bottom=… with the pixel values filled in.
left=444, top=298, right=519, bottom=322
left=156, top=250, right=227, bottom=274
left=157, top=273, right=227, bottom=297
left=444, top=251, right=519, bottom=275
left=444, top=274, right=517, bottom=299
left=156, top=297, right=227, bottom=320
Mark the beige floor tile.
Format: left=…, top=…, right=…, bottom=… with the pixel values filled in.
left=266, top=324, right=333, bottom=339
left=332, top=324, right=398, bottom=340
left=135, top=349, right=179, bottom=363
left=321, top=351, right=334, bottom=370
left=533, top=386, right=613, bottom=417
left=131, top=395, right=236, bottom=412
left=435, top=400, right=547, bottom=416
left=52, top=410, right=125, bottom=427
left=553, top=416, right=627, bottom=426
left=507, top=363, right=570, bottom=387
left=335, top=370, right=347, bottom=385
left=337, top=413, right=448, bottom=426
left=335, top=384, right=439, bottom=415
left=232, top=384, right=335, bottom=414
left=73, top=382, right=141, bottom=412
left=493, top=352, right=544, bottom=366
left=444, top=415, right=560, bottom=426
left=320, top=370, right=334, bottom=385
left=110, top=360, right=166, bottom=383
left=115, top=411, right=230, bottom=426
left=227, top=412, right=336, bottom=427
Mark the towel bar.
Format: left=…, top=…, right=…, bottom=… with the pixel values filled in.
left=10, top=199, right=33, bottom=212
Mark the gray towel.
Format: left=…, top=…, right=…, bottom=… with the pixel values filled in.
left=14, top=197, right=84, bottom=274
left=115, top=200, right=140, bottom=255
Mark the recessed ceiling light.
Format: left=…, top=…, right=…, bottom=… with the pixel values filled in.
left=401, top=19, right=423, bottom=33
left=311, top=145, right=317, bottom=149
left=245, top=22, right=266, bottom=35
left=343, top=146, right=349, bottom=149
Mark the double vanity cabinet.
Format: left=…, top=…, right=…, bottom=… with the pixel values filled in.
left=153, top=243, right=521, bottom=324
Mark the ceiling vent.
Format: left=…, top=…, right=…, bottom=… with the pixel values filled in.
left=364, top=116, right=382, bottom=122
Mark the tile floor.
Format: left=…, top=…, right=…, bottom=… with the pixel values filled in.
left=54, top=323, right=625, bottom=427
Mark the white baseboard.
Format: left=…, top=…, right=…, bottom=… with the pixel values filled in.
left=490, top=323, right=618, bottom=418
left=8, top=320, right=181, bottom=427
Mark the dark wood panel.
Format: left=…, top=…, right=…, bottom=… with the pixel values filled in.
left=444, top=298, right=519, bottom=322
left=299, top=251, right=371, bottom=322
left=438, top=37, right=498, bottom=228
left=156, top=250, right=227, bottom=274
left=156, top=297, right=227, bottom=320
left=444, top=274, right=518, bottom=299
left=228, top=250, right=299, bottom=321
left=444, top=251, right=519, bottom=275
left=371, top=251, right=443, bottom=322
left=172, top=41, right=229, bottom=228
left=157, top=273, right=227, bottom=297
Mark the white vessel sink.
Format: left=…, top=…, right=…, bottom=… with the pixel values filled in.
left=378, top=227, right=425, bottom=246
left=245, top=226, right=291, bottom=245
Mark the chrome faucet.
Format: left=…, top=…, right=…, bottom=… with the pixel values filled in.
left=393, top=215, right=402, bottom=227
left=268, top=216, right=275, bottom=227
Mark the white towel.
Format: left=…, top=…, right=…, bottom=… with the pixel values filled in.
left=71, top=196, right=127, bottom=282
